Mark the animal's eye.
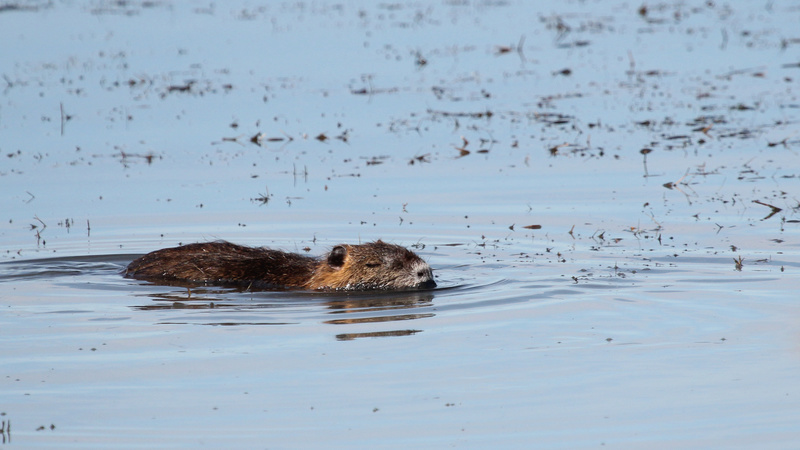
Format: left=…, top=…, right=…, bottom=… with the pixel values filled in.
left=417, top=271, right=426, bottom=277
left=365, top=263, right=381, bottom=268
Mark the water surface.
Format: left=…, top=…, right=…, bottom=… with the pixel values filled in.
left=2, top=0, right=799, bottom=447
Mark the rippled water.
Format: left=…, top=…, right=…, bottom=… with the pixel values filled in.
left=2, top=0, right=800, bottom=447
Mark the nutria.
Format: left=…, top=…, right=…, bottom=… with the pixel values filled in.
left=125, top=240, right=436, bottom=291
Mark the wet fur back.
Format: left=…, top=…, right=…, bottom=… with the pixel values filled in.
left=125, top=241, right=316, bottom=289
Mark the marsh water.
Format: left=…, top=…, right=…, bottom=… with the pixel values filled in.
left=2, top=0, right=800, bottom=447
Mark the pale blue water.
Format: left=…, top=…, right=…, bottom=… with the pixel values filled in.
left=2, top=0, right=799, bottom=447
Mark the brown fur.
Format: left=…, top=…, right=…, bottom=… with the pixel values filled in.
left=125, top=240, right=436, bottom=291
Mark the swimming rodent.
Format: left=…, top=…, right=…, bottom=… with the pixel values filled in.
left=125, top=240, right=436, bottom=291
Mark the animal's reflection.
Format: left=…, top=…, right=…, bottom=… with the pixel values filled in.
left=132, top=286, right=435, bottom=340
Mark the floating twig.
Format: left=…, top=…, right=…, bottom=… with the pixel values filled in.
left=752, top=200, right=782, bottom=220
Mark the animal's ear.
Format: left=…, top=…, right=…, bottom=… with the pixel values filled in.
left=328, top=246, right=347, bottom=269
